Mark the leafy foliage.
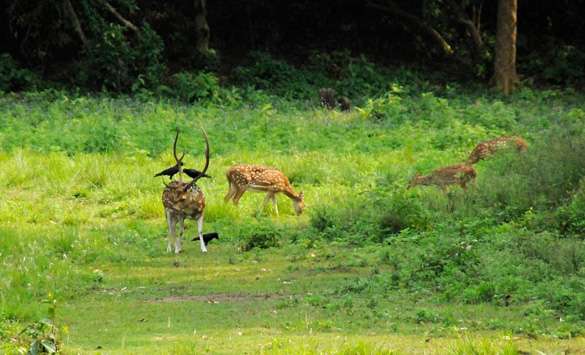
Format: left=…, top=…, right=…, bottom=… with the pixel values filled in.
left=83, top=24, right=165, bottom=92
left=1, top=64, right=585, bottom=351
left=168, top=71, right=222, bottom=103
left=0, top=54, right=40, bottom=92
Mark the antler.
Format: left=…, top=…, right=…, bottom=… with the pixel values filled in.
left=199, top=127, right=210, bottom=178
left=172, top=128, right=185, bottom=165
left=184, top=127, right=210, bottom=189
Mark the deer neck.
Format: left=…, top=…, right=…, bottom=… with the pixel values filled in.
left=416, top=175, right=435, bottom=187
left=282, top=187, right=301, bottom=201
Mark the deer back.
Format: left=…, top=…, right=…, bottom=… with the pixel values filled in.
left=162, top=181, right=205, bottom=217
left=467, top=136, right=527, bottom=164
left=410, top=164, right=476, bottom=189
left=228, top=165, right=290, bottom=191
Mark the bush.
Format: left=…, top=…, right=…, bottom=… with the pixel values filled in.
left=557, top=181, right=585, bottom=235
left=337, top=55, right=394, bottom=99
left=83, top=24, right=165, bottom=92
left=232, top=51, right=315, bottom=99
left=169, top=71, right=221, bottom=103
left=462, top=121, right=585, bottom=224
left=523, top=45, right=585, bottom=85
left=355, top=90, right=406, bottom=124
left=239, top=220, right=284, bottom=251
left=309, top=185, right=429, bottom=244
left=0, top=54, right=40, bottom=92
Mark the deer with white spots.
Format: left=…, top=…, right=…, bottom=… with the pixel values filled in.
left=160, top=128, right=210, bottom=253
left=224, top=164, right=305, bottom=216
left=466, top=136, right=528, bottom=165
left=408, top=164, right=477, bottom=192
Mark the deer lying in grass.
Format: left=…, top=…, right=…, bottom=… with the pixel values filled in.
left=408, top=164, right=477, bottom=192
left=224, top=164, right=305, bottom=216
left=160, top=128, right=210, bottom=253
left=466, top=136, right=528, bottom=165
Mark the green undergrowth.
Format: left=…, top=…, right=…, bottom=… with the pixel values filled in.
left=1, top=78, right=585, bottom=352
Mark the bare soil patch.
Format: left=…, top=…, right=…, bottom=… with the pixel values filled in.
left=148, top=293, right=290, bottom=303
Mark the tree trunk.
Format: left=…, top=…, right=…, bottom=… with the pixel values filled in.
left=493, top=0, right=519, bottom=95
left=63, top=0, right=88, bottom=47
left=194, top=0, right=211, bottom=55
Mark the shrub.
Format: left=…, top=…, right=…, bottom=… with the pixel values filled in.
left=308, top=184, right=429, bottom=245
left=232, top=51, right=314, bottom=99
left=169, top=71, right=221, bottom=103
left=557, top=181, right=585, bottom=235
left=0, top=54, right=40, bottom=92
left=463, top=122, right=585, bottom=224
left=337, top=55, right=393, bottom=99
left=239, top=220, right=284, bottom=251
left=523, top=45, right=585, bottom=85
left=83, top=24, right=165, bottom=92
left=356, top=91, right=406, bottom=124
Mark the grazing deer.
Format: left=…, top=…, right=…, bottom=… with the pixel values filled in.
left=224, top=165, right=305, bottom=216
left=161, top=128, right=210, bottom=253
left=466, top=136, right=528, bottom=165
left=408, top=164, right=477, bottom=192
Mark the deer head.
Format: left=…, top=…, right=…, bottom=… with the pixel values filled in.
left=408, top=173, right=423, bottom=189
left=293, top=191, right=305, bottom=215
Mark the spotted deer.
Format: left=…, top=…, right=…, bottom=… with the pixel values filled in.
left=408, top=164, right=477, bottom=192
left=466, top=136, right=528, bottom=165
left=161, top=128, right=210, bottom=253
left=224, top=165, right=305, bottom=216
left=318, top=87, right=351, bottom=111
left=319, top=88, right=337, bottom=109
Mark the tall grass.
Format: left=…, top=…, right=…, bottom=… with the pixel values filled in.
left=1, top=67, right=585, bottom=346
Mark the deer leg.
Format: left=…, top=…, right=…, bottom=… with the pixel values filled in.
left=271, top=193, right=279, bottom=216
left=175, top=216, right=184, bottom=254
left=224, top=182, right=236, bottom=203
left=165, top=209, right=176, bottom=253
left=197, top=214, right=207, bottom=253
left=232, top=188, right=246, bottom=205
left=260, top=192, right=272, bottom=214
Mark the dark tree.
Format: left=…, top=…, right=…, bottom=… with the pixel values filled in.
left=493, top=0, right=519, bottom=94
left=194, top=0, right=212, bottom=55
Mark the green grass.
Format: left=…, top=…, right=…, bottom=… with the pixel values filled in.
left=1, top=85, right=585, bottom=353
left=54, top=245, right=585, bottom=354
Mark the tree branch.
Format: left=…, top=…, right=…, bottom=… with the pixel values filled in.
left=366, top=0, right=453, bottom=57
left=194, top=0, right=211, bottom=55
left=95, top=0, right=139, bottom=33
left=446, top=0, right=483, bottom=51
left=63, top=0, right=89, bottom=47
left=440, top=0, right=486, bottom=67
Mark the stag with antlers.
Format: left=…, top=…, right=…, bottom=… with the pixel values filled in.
left=159, top=128, right=211, bottom=253
left=224, top=164, right=305, bottom=216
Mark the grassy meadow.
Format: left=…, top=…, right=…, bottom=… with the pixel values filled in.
left=1, top=69, right=585, bottom=353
